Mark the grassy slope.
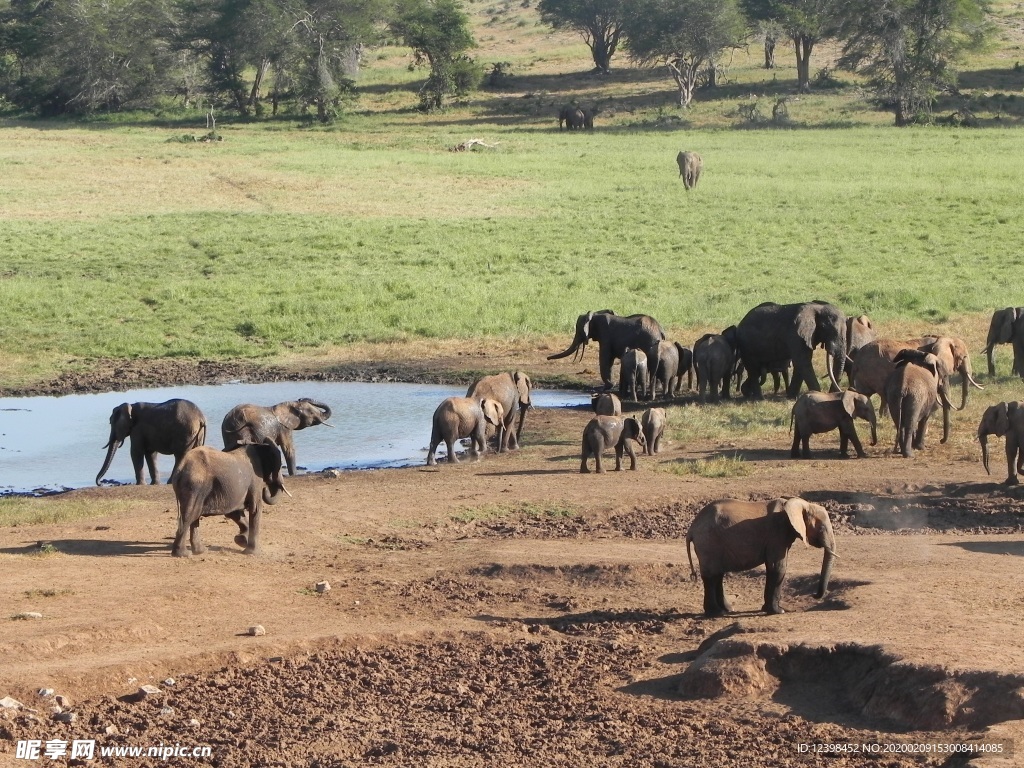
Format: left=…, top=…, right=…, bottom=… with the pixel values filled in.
left=1, top=0, right=1023, bottom=387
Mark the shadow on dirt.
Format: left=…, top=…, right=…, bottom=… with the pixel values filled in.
left=0, top=539, right=168, bottom=556
left=940, top=540, right=1024, bottom=557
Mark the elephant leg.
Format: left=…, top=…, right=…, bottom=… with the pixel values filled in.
left=1006, top=437, right=1020, bottom=485
left=594, top=446, right=605, bottom=474
left=614, top=444, right=624, bottom=471
left=625, top=442, right=638, bottom=470
left=653, top=435, right=662, bottom=454
left=913, top=419, right=928, bottom=451
left=745, top=366, right=763, bottom=399
left=701, top=574, right=728, bottom=617
left=791, top=428, right=802, bottom=459
left=189, top=520, right=205, bottom=555
left=129, top=442, right=146, bottom=485
left=789, top=356, right=817, bottom=398
left=445, top=437, right=460, bottom=464
left=146, top=452, right=161, bottom=485
left=580, top=437, right=591, bottom=473
left=243, top=506, right=261, bottom=555
left=599, top=350, right=615, bottom=391
left=172, top=516, right=191, bottom=557
left=763, top=558, right=788, bottom=614
left=717, top=578, right=732, bottom=614
left=426, top=437, right=440, bottom=466
left=845, top=423, right=866, bottom=458
left=228, top=510, right=249, bottom=548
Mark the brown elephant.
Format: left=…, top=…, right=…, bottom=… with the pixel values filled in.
left=685, top=497, right=836, bottom=617
left=558, top=105, right=585, bottom=130
left=790, top=390, right=877, bottom=459
left=849, top=338, right=915, bottom=414
left=641, top=407, right=667, bottom=455
left=467, top=371, right=532, bottom=452
left=580, top=415, right=646, bottom=473
left=591, top=392, right=622, bottom=416
left=884, top=350, right=955, bottom=458
left=978, top=401, right=1024, bottom=485
left=676, top=150, right=702, bottom=190
left=222, top=399, right=333, bottom=476
left=96, top=399, right=206, bottom=486
left=694, top=332, right=735, bottom=402
left=648, top=341, right=691, bottom=400
left=917, top=336, right=983, bottom=410
left=171, top=442, right=289, bottom=557
left=844, top=314, right=876, bottom=385
left=982, top=307, right=1024, bottom=377
left=427, top=397, right=504, bottom=465
left=618, top=347, right=649, bottom=401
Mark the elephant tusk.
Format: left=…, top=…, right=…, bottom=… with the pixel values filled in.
left=320, top=422, right=336, bottom=428
left=283, top=487, right=293, bottom=498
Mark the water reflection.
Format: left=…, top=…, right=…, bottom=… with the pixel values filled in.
left=0, top=382, right=589, bottom=494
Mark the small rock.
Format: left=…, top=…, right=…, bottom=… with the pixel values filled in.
left=353, top=600, right=360, bottom=606
left=50, top=705, right=63, bottom=715
left=187, top=718, right=201, bottom=727
left=13, top=612, right=43, bottom=620
left=38, top=689, right=55, bottom=698
left=53, top=712, right=76, bottom=724
left=225, top=711, right=237, bottom=720
left=160, top=706, right=175, bottom=716
left=268, top=657, right=284, bottom=663
left=103, top=725, right=119, bottom=736
left=0, top=696, right=24, bottom=710
left=137, top=684, right=162, bottom=699
left=248, top=625, right=266, bottom=637
left=163, top=678, right=175, bottom=687
left=315, top=580, right=331, bottom=594
left=54, top=695, right=72, bottom=708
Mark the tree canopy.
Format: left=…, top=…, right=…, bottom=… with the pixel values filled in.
left=537, top=0, right=626, bottom=74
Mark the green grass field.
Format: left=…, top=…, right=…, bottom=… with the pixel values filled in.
left=2, top=1, right=1023, bottom=389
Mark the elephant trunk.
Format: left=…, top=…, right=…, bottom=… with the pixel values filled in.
left=957, top=358, right=983, bottom=411
left=263, top=480, right=288, bottom=505
left=95, top=437, right=122, bottom=485
left=814, top=547, right=836, bottom=599
left=940, top=395, right=952, bottom=444
left=869, top=410, right=878, bottom=446
left=548, top=329, right=587, bottom=361
left=306, top=399, right=332, bottom=422
left=981, top=432, right=991, bottom=475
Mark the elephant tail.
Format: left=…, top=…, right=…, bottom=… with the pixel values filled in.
left=686, top=535, right=698, bottom=581
left=189, top=421, right=207, bottom=451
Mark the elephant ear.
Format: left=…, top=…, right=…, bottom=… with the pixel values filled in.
left=514, top=372, right=532, bottom=407
left=275, top=403, right=304, bottom=431
left=794, top=309, right=817, bottom=350
left=841, top=390, right=858, bottom=418
left=783, top=498, right=809, bottom=545
left=482, top=399, right=504, bottom=427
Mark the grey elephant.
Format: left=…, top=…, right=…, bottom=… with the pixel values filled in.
left=736, top=301, right=847, bottom=399
left=978, top=401, right=1024, bottom=484
left=676, top=150, right=702, bottom=190
left=983, top=307, right=1024, bottom=377
left=171, top=442, right=289, bottom=557
left=591, top=391, right=622, bottom=416
left=685, top=497, right=837, bottom=617
left=758, top=359, right=792, bottom=395
left=641, top=407, right=667, bottom=455
left=558, top=105, right=585, bottom=130
left=845, top=314, right=877, bottom=380
left=648, top=341, right=691, bottom=400
left=467, top=371, right=532, bottom=452
left=790, top=390, right=877, bottom=459
left=580, top=415, right=646, bottom=473
left=884, top=350, right=955, bottom=458
left=919, top=336, right=983, bottom=410
left=427, top=397, right=504, bottom=465
left=222, top=399, right=333, bottom=477
left=694, top=332, right=735, bottom=402
left=96, top=399, right=207, bottom=486
left=618, top=347, right=649, bottom=401
left=548, top=310, right=666, bottom=391
left=581, top=105, right=599, bottom=129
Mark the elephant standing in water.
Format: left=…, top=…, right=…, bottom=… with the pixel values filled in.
left=222, top=398, right=333, bottom=476
left=548, top=310, right=666, bottom=392
left=978, top=401, right=1024, bottom=484
left=96, top=399, right=207, bottom=486
left=685, top=497, right=837, bottom=617
left=736, top=301, right=847, bottom=399
left=171, top=442, right=289, bottom=557
left=466, top=371, right=532, bottom=452
left=983, top=307, right=1024, bottom=377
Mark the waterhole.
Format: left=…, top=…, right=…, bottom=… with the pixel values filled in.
left=0, top=382, right=589, bottom=494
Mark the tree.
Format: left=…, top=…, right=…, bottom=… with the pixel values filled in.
left=742, top=0, right=838, bottom=91
left=391, top=0, right=479, bottom=110
left=624, top=0, right=746, bottom=108
left=537, top=0, right=626, bottom=74
left=836, top=0, right=991, bottom=125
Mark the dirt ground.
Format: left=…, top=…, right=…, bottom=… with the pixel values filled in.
left=2, top=348, right=1024, bottom=767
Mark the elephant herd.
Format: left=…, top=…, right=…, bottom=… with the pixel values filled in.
left=93, top=396, right=333, bottom=556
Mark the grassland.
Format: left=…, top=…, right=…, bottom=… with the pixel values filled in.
left=1, top=0, right=1023, bottom=388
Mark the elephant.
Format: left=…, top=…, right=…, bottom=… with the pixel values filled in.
left=978, top=401, right=1024, bottom=485
left=426, top=397, right=504, bottom=465
left=736, top=301, right=847, bottom=399
left=466, top=371, right=532, bottom=452
left=221, top=399, right=333, bottom=477
left=848, top=338, right=916, bottom=415
left=96, top=399, right=206, bottom=486
left=580, top=415, right=646, bottom=473
left=758, top=359, right=792, bottom=395
left=917, top=336, right=983, bottom=410
left=648, top=341, right=691, bottom=400
left=884, top=350, right=956, bottom=458
left=591, top=391, right=622, bottom=416
left=548, top=310, right=666, bottom=392
left=790, top=390, right=877, bottom=459
left=694, top=332, right=735, bottom=403
left=618, top=347, right=649, bottom=401
left=558, top=105, right=585, bottom=130
left=676, top=150, right=703, bottom=190
left=641, top=407, right=667, bottom=455
left=685, top=497, right=836, bottom=617
left=982, top=307, right=1024, bottom=377
left=581, top=105, right=598, bottom=129
left=171, top=441, right=289, bottom=557
left=843, top=314, right=877, bottom=386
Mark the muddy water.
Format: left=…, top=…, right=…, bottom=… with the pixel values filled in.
left=0, top=382, right=590, bottom=494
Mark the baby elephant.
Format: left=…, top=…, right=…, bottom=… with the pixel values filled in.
left=978, top=401, right=1024, bottom=484
left=580, top=415, right=646, bottom=473
left=686, top=497, right=837, bottom=616
left=427, top=397, right=504, bottom=465
left=591, top=391, right=622, bottom=416
left=641, top=407, right=667, bottom=455
left=790, top=390, right=877, bottom=459
left=171, top=442, right=289, bottom=557
left=676, top=150, right=703, bottom=190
